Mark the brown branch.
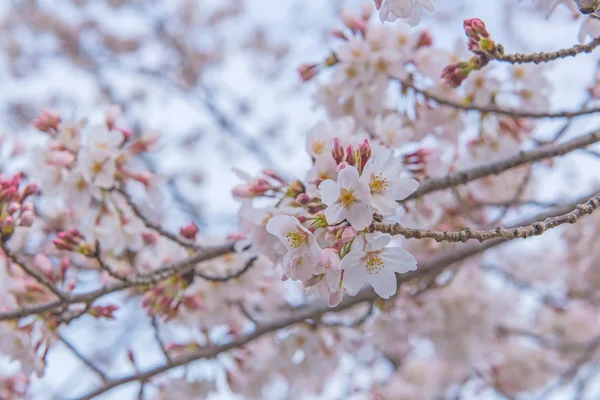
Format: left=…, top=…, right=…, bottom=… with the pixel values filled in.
left=56, top=333, right=109, bottom=383
left=402, top=80, right=600, bottom=119
left=403, top=129, right=600, bottom=202
left=114, top=188, right=201, bottom=250
left=0, top=243, right=235, bottom=322
left=375, top=192, right=600, bottom=243
left=74, top=289, right=376, bottom=400
left=195, top=255, right=258, bottom=282
left=0, top=240, right=65, bottom=300
left=151, top=316, right=172, bottom=363
left=491, top=36, right=600, bottom=65
left=92, top=241, right=130, bottom=283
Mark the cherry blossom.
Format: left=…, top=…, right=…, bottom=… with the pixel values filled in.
left=340, top=233, right=417, bottom=298
left=377, top=0, right=435, bottom=26
left=360, top=149, right=419, bottom=216
left=319, top=165, right=373, bottom=231
left=266, top=215, right=322, bottom=281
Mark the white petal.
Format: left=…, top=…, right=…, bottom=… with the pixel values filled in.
left=346, top=203, right=373, bottom=231
left=340, top=250, right=365, bottom=270
left=368, top=269, right=398, bottom=299
left=418, top=0, right=434, bottom=12
left=381, top=247, right=418, bottom=273
left=392, top=178, right=419, bottom=201
left=342, top=264, right=368, bottom=294
left=371, top=194, right=399, bottom=217
left=337, top=165, right=360, bottom=189
left=319, top=179, right=340, bottom=206
left=266, top=215, right=297, bottom=238
left=325, top=203, right=346, bottom=225
left=365, top=234, right=391, bottom=252
left=328, top=290, right=343, bottom=307
left=326, top=269, right=342, bottom=291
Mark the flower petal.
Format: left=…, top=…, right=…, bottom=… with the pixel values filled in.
left=337, top=165, right=360, bottom=189
left=325, top=203, right=346, bottom=225
left=381, top=247, right=418, bottom=274
left=342, top=264, right=368, bottom=294
left=365, top=234, right=391, bottom=252
left=368, top=269, right=398, bottom=299
left=319, top=179, right=340, bottom=206
left=346, top=203, right=373, bottom=231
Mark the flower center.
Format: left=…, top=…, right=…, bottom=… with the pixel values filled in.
left=366, top=255, right=384, bottom=275
left=338, top=188, right=357, bottom=208
left=312, top=140, right=325, bottom=154
left=285, top=230, right=306, bottom=249
left=370, top=173, right=389, bottom=194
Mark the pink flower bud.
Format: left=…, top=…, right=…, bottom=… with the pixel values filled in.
left=341, top=11, right=367, bottom=33
left=65, top=278, right=77, bottom=292
left=341, top=226, right=359, bottom=242
left=262, top=169, right=286, bottom=184
left=332, top=138, right=345, bottom=164
left=296, top=215, right=308, bottom=224
left=142, top=232, right=158, bottom=245
left=180, top=222, right=199, bottom=240
left=441, top=62, right=473, bottom=88
left=296, top=193, right=310, bottom=205
left=22, top=183, right=38, bottom=198
left=298, top=63, right=319, bottom=82
left=331, top=29, right=347, bottom=40
left=7, top=202, right=20, bottom=214
left=127, top=349, right=136, bottom=364
left=19, top=211, right=35, bottom=227
left=33, top=254, right=55, bottom=282
left=345, top=144, right=355, bottom=166
left=47, top=150, right=75, bottom=168
left=360, top=2, right=373, bottom=20
left=34, top=109, right=61, bottom=133
left=359, top=139, right=371, bottom=171
left=374, top=0, right=383, bottom=10
left=416, top=31, right=433, bottom=48
left=60, top=257, right=70, bottom=281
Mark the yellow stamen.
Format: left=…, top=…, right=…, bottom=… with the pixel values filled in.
left=338, top=188, right=357, bottom=208
left=366, top=255, right=385, bottom=275
left=370, top=173, right=389, bottom=194
left=285, top=231, right=306, bottom=249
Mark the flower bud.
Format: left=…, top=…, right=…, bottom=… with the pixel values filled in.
left=180, top=222, right=199, bottom=240
left=332, top=138, right=345, bottom=164
left=34, top=109, right=61, bottom=133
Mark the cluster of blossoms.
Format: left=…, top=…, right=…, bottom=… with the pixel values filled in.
left=237, top=126, right=420, bottom=303
left=4, top=1, right=600, bottom=399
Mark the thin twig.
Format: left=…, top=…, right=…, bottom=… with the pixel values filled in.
left=56, top=333, right=109, bottom=382
left=114, top=188, right=201, bottom=250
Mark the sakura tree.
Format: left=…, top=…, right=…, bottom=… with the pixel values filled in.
left=3, top=0, right=600, bottom=399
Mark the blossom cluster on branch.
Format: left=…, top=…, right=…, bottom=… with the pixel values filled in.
left=2, top=0, right=600, bottom=399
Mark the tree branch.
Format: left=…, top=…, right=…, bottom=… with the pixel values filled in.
left=403, top=129, right=600, bottom=202
left=375, top=192, right=600, bottom=243
left=492, top=36, right=600, bottom=65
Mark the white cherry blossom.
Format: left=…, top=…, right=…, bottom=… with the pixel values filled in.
left=377, top=0, right=435, bottom=26
left=340, top=233, right=417, bottom=298
left=360, top=149, right=419, bottom=216
left=266, top=215, right=322, bottom=281
left=319, top=165, right=373, bottom=231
